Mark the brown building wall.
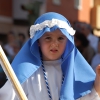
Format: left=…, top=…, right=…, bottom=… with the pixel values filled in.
left=46, top=0, right=78, bottom=24
left=46, top=0, right=92, bottom=24
left=78, top=0, right=91, bottom=23
left=0, top=0, right=12, bottom=17
left=94, top=0, right=100, bottom=6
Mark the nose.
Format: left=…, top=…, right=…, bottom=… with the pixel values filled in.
left=51, top=39, right=58, bottom=47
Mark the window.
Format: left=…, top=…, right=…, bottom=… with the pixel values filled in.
left=74, top=0, right=82, bottom=10
left=52, top=0, right=61, bottom=5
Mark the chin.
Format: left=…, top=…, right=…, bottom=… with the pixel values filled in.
left=43, top=58, right=61, bottom=61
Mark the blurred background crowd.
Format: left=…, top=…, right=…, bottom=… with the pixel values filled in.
left=0, top=0, right=100, bottom=88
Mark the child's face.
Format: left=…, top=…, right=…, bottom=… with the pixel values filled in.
left=38, top=29, right=67, bottom=61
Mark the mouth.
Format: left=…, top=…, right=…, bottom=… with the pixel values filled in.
left=50, top=49, right=58, bottom=53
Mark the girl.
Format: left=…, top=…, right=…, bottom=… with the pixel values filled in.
left=0, top=12, right=100, bottom=100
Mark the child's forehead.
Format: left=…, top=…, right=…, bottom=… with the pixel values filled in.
left=43, top=29, right=65, bottom=36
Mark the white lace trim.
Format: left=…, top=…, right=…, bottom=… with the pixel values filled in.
left=30, top=19, right=76, bottom=38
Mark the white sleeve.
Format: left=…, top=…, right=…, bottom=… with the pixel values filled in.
left=0, top=80, right=19, bottom=100
left=77, top=88, right=100, bottom=100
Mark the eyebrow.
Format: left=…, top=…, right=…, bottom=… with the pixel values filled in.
left=43, top=34, right=51, bottom=37
left=43, top=33, right=66, bottom=37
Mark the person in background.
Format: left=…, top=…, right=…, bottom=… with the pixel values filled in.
left=91, top=38, right=100, bottom=72
left=74, top=31, right=95, bottom=64
left=18, top=33, right=26, bottom=48
left=13, top=41, right=21, bottom=58
left=80, top=23, right=99, bottom=53
left=4, top=31, right=16, bottom=62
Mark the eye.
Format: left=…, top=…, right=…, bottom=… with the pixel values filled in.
left=45, top=36, right=51, bottom=39
left=45, top=36, right=52, bottom=41
left=58, top=37, right=64, bottom=40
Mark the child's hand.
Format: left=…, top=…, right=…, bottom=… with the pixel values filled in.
left=94, top=65, right=100, bottom=96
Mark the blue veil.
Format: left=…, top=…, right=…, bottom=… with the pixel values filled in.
left=11, top=12, right=96, bottom=100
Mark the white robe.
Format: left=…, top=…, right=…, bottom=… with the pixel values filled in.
left=0, top=60, right=100, bottom=100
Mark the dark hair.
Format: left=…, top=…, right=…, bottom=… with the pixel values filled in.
left=75, top=31, right=89, bottom=47
left=7, top=31, right=15, bottom=36
left=18, top=33, right=26, bottom=40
